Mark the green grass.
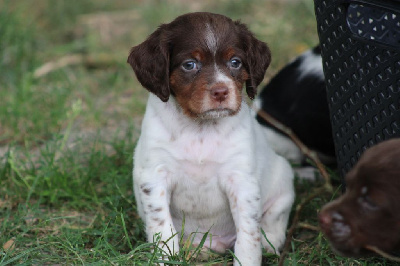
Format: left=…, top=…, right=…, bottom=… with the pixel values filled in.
left=0, top=0, right=397, bottom=265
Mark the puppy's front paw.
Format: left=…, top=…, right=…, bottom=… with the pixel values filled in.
left=151, top=232, right=180, bottom=265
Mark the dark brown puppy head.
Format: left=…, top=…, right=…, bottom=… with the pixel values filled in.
left=319, top=138, right=400, bottom=257
left=127, top=12, right=271, bottom=119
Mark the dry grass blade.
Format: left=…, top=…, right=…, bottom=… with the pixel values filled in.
left=298, top=222, right=320, bottom=232
left=254, top=108, right=333, bottom=265
left=33, top=55, right=83, bottom=78
left=365, top=245, right=400, bottom=263
left=3, top=238, right=16, bottom=252
left=256, top=109, right=332, bottom=192
left=33, top=54, right=117, bottom=78
left=278, top=186, right=327, bottom=266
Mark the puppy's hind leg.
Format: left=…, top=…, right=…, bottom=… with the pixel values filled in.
left=261, top=157, right=295, bottom=254
left=260, top=193, right=294, bottom=254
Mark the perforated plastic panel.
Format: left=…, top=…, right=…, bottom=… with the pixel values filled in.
left=314, top=0, right=400, bottom=180
left=347, top=3, right=400, bottom=47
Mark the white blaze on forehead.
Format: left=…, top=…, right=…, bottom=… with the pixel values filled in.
left=205, top=24, right=218, bottom=55
left=201, top=23, right=238, bottom=114
left=215, top=66, right=233, bottom=84
left=204, top=23, right=233, bottom=86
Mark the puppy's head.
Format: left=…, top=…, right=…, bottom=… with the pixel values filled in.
left=128, top=12, right=271, bottom=119
left=319, top=139, right=400, bottom=257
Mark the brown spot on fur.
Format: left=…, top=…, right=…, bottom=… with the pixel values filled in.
left=140, top=184, right=152, bottom=195
left=223, top=47, right=236, bottom=61
left=191, top=50, right=205, bottom=61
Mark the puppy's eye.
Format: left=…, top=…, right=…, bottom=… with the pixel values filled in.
left=358, top=195, right=378, bottom=210
left=358, top=187, right=379, bottom=211
left=182, top=60, right=197, bottom=71
left=229, top=58, right=242, bottom=69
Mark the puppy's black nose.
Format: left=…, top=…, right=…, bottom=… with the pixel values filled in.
left=211, top=87, right=229, bottom=103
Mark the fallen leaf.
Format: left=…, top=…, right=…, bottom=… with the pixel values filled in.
left=2, top=238, right=15, bottom=252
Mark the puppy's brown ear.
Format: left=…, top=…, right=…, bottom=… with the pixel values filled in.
left=127, top=25, right=170, bottom=102
left=236, top=22, right=271, bottom=100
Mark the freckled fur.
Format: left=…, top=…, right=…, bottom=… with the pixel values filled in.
left=128, top=12, right=294, bottom=266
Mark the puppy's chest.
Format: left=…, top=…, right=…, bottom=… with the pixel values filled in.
left=168, top=131, right=234, bottom=181
left=167, top=133, right=231, bottom=216
left=171, top=175, right=227, bottom=216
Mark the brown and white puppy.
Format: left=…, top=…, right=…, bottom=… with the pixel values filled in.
left=128, top=12, right=295, bottom=265
left=319, top=138, right=400, bottom=257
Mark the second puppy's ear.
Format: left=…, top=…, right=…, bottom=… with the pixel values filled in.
left=127, top=25, right=170, bottom=102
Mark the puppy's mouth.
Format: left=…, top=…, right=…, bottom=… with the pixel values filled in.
left=198, top=108, right=235, bottom=119
left=320, top=211, right=367, bottom=257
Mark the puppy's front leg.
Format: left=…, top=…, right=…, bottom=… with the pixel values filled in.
left=135, top=169, right=179, bottom=258
left=223, top=174, right=262, bottom=266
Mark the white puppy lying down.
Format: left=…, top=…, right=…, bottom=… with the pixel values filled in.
left=128, top=12, right=295, bottom=266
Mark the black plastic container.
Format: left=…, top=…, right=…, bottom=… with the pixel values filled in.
left=314, top=0, right=400, bottom=181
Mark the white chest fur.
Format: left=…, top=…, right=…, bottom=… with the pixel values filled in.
left=133, top=95, right=295, bottom=260
left=134, top=95, right=252, bottom=248
left=167, top=131, right=236, bottom=240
